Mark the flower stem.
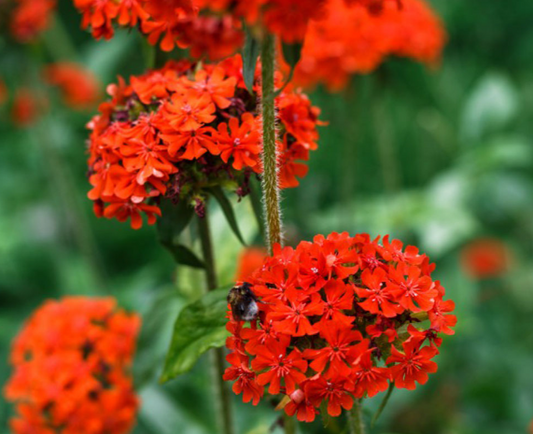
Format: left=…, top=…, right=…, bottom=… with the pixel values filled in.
left=283, top=413, right=296, bottom=434
left=371, top=382, right=394, bottom=428
left=197, top=211, right=234, bottom=434
left=260, top=33, right=282, bottom=254
left=348, top=399, right=366, bottom=434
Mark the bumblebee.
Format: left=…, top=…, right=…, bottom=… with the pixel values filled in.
left=227, top=282, right=259, bottom=322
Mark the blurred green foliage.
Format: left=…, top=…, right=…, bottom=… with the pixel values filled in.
left=2, top=0, right=533, bottom=433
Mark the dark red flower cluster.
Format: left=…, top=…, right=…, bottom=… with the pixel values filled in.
left=224, top=232, right=456, bottom=422
left=292, top=0, right=446, bottom=91
left=4, top=297, right=141, bottom=434
left=44, top=62, right=101, bottom=109
left=86, top=55, right=322, bottom=229
left=7, top=0, right=56, bottom=42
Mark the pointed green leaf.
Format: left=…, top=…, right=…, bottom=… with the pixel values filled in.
left=160, top=287, right=230, bottom=382
left=160, top=241, right=205, bottom=269
left=208, top=186, right=246, bottom=246
left=242, top=27, right=260, bottom=94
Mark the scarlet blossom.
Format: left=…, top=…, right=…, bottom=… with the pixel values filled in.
left=460, top=237, right=512, bottom=280
left=386, top=336, right=438, bottom=390
left=225, top=232, right=456, bottom=422
left=4, top=296, right=141, bottom=434
left=9, top=0, right=56, bottom=42
left=43, top=63, right=101, bottom=109
left=11, top=88, right=45, bottom=127
left=86, top=55, right=322, bottom=228
left=292, top=0, right=446, bottom=91
left=235, top=247, right=268, bottom=281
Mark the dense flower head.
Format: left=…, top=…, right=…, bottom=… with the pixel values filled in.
left=86, top=55, right=322, bottom=229
left=292, top=0, right=446, bottom=91
left=43, top=62, right=101, bottom=109
left=4, top=296, right=141, bottom=434
left=5, top=0, right=56, bottom=42
left=224, top=232, right=456, bottom=422
left=460, top=237, right=512, bottom=280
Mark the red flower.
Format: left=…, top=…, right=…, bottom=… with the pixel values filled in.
left=355, top=268, right=404, bottom=318
left=305, top=371, right=354, bottom=416
left=304, top=322, right=363, bottom=373
left=43, top=62, right=101, bottom=109
left=460, top=237, right=512, bottom=279
left=386, top=337, right=438, bottom=390
left=388, top=263, right=437, bottom=312
left=269, top=293, right=324, bottom=337
left=291, top=0, right=446, bottom=91
left=284, top=388, right=320, bottom=422
left=223, top=353, right=263, bottom=405
left=85, top=57, right=322, bottom=228
left=252, top=337, right=307, bottom=394
left=235, top=247, right=268, bottom=281
left=4, top=297, right=140, bottom=434
left=225, top=232, right=455, bottom=421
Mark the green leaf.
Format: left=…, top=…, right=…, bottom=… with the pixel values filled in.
left=208, top=186, right=247, bottom=246
left=160, top=287, right=230, bottom=382
left=157, top=199, right=203, bottom=268
left=160, top=241, right=205, bottom=269
left=242, top=26, right=260, bottom=94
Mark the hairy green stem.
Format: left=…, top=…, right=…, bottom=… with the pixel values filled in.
left=197, top=212, right=234, bottom=434
left=260, top=33, right=282, bottom=254
left=348, top=399, right=366, bottom=434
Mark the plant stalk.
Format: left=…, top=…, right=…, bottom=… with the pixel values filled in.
left=260, top=33, right=282, bottom=254
left=348, top=399, right=366, bottom=434
left=197, top=212, right=234, bottom=434
left=371, top=382, right=394, bottom=427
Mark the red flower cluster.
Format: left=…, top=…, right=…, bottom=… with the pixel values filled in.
left=224, top=232, right=456, bottom=422
left=73, top=0, right=243, bottom=56
left=8, top=0, right=56, bottom=42
left=86, top=55, right=322, bottom=229
left=43, top=63, right=101, bottom=109
left=4, top=297, right=141, bottom=434
left=293, top=0, right=446, bottom=91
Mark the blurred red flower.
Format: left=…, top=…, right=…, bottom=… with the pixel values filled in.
left=43, top=63, right=101, bottom=109
left=225, top=233, right=456, bottom=422
left=292, top=0, right=446, bottom=91
left=9, top=0, right=56, bottom=42
left=11, top=88, right=46, bottom=127
left=4, top=296, right=141, bottom=434
left=460, top=237, right=512, bottom=280
left=235, top=247, right=268, bottom=281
